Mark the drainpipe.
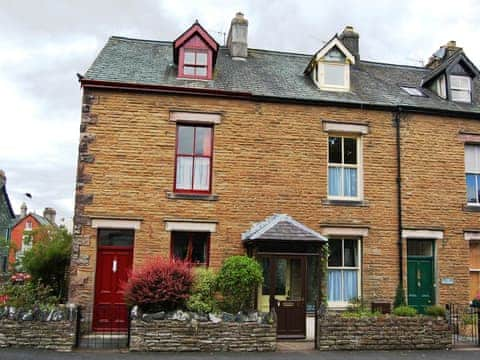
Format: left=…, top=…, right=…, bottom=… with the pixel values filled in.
left=394, top=108, right=404, bottom=287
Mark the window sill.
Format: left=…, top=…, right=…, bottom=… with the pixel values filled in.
left=166, top=192, right=219, bottom=201
left=322, top=199, right=368, bottom=207
left=464, top=204, right=480, bottom=212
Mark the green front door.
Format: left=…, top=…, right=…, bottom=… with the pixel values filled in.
left=407, top=257, right=434, bottom=313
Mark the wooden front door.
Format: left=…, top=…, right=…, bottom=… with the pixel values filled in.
left=262, top=256, right=306, bottom=338
left=407, top=240, right=434, bottom=314
left=93, top=229, right=134, bottom=332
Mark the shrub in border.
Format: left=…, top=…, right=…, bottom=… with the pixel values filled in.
left=425, top=305, right=446, bottom=317
left=393, top=305, right=417, bottom=317
left=186, top=267, right=218, bottom=314
left=124, top=257, right=193, bottom=313
left=216, top=256, right=263, bottom=313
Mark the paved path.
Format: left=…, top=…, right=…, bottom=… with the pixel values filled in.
left=1, top=349, right=479, bottom=360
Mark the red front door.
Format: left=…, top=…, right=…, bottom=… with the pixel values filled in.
left=93, top=229, right=134, bottom=332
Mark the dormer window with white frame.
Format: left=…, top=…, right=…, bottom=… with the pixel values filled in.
left=307, top=37, right=355, bottom=92
left=450, top=75, right=471, bottom=103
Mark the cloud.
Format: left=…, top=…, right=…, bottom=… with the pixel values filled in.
left=1, top=0, right=479, bottom=222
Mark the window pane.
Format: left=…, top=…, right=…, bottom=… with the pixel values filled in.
left=196, top=52, right=208, bottom=66
left=450, top=75, right=471, bottom=90
left=195, top=127, right=212, bottom=155
left=451, top=89, right=471, bottom=102
left=343, top=270, right=358, bottom=302
left=328, top=240, right=342, bottom=267
left=328, top=137, right=342, bottom=163
left=344, top=168, right=357, bottom=197
left=196, top=66, right=207, bottom=77
left=343, top=239, right=357, bottom=267
left=176, top=156, right=193, bottom=189
left=465, top=145, right=480, bottom=172
left=328, top=270, right=342, bottom=301
left=344, top=138, right=357, bottom=164
left=466, top=174, right=477, bottom=203
left=193, top=158, right=210, bottom=190
left=98, top=229, right=134, bottom=247
left=178, top=126, right=194, bottom=154
left=184, top=51, right=195, bottom=64
left=324, top=64, right=345, bottom=86
left=275, top=259, right=287, bottom=295
left=191, top=234, right=207, bottom=264
left=407, top=240, right=433, bottom=257
left=328, top=167, right=341, bottom=196
left=183, top=66, right=195, bottom=75
left=172, top=233, right=189, bottom=260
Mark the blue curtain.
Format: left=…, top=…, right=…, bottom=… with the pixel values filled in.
left=328, top=270, right=342, bottom=301
left=328, top=167, right=341, bottom=196
left=344, top=168, right=357, bottom=197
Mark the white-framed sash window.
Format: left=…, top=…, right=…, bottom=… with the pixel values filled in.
left=450, top=75, right=471, bottom=103
left=328, top=135, right=361, bottom=200
left=327, top=238, right=361, bottom=307
left=465, top=144, right=480, bottom=205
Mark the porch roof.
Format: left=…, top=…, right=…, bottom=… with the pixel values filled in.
left=242, top=214, right=327, bottom=243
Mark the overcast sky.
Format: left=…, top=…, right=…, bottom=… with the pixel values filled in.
left=1, top=0, right=479, bottom=223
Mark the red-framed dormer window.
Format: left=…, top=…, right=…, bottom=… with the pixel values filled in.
left=181, top=49, right=209, bottom=78
left=175, top=124, right=213, bottom=193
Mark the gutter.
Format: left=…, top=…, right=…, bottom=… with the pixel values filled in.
left=80, top=79, right=480, bottom=120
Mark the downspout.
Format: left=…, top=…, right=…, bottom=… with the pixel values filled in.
left=394, top=107, right=404, bottom=288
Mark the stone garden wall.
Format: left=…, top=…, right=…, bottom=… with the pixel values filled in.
left=130, top=316, right=276, bottom=352
left=0, top=319, right=76, bottom=351
left=317, top=315, right=451, bottom=350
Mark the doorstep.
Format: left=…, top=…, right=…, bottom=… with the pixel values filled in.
left=276, top=340, right=315, bottom=352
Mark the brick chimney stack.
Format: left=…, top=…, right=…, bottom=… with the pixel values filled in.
left=20, top=202, right=27, bottom=218
left=339, top=25, right=360, bottom=64
left=227, top=12, right=248, bottom=60
left=426, top=40, right=462, bottom=69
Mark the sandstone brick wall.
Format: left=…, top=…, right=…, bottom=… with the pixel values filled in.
left=316, top=315, right=451, bottom=350
left=69, top=87, right=478, bottom=309
left=129, top=318, right=276, bottom=352
left=0, top=319, right=76, bottom=352
left=400, top=114, right=480, bottom=304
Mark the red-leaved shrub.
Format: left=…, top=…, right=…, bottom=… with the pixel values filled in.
left=123, top=257, right=193, bottom=312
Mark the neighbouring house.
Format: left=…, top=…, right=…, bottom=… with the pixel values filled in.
left=0, top=170, right=15, bottom=273
left=9, top=204, right=56, bottom=271
left=69, top=12, right=480, bottom=339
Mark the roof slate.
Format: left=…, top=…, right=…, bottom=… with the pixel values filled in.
left=242, top=214, right=327, bottom=242
left=83, top=36, right=480, bottom=115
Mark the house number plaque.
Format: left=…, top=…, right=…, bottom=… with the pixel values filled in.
left=441, top=277, right=454, bottom=285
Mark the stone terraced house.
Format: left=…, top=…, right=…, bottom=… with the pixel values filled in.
left=69, top=12, right=480, bottom=339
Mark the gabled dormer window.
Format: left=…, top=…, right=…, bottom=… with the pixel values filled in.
left=173, top=21, right=219, bottom=81
left=306, top=37, right=355, bottom=92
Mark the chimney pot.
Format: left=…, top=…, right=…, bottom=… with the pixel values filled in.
left=227, top=12, right=248, bottom=60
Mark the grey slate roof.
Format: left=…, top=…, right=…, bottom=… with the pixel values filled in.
left=242, top=214, right=327, bottom=242
left=83, top=36, right=480, bottom=115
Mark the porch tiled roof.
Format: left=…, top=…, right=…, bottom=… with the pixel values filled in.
left=242, top=214, right=327, bottom=242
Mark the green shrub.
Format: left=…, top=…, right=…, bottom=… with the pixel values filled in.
left=216, top=256, right=263, bottom=313
left=21, top=226, right=72, bottom=300
left=393, top=305, right=417, bottom=317
left=0, top=281, right=58, bottom=309
left=186, top=268, right=218, bottom=313
left=425, top=305, right=445, bottom=317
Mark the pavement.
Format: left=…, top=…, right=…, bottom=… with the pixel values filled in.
left=1, top=348, right=480, bottom=360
